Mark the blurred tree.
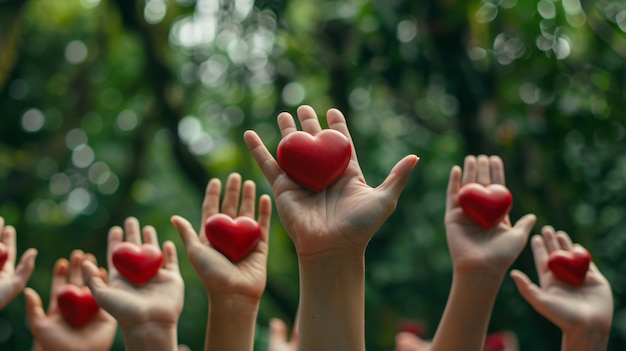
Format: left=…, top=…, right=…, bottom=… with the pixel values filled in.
left=0, top=0, right=625, bottom=350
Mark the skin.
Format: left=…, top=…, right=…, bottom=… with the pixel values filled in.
left=0, top=217, right=37, bottom=310
left=82, top=217, right=184, bottom=351
left=428, top=155, right=536, bottom=351
left=25, top=250, right=117, bottom=351
left=394, top=331, right=519, bottom=351
left=267, top=313, right=298, bottom=351
left=511, top=226, right=613, bottom=351
left=171, top=172, right=272, bottom=351
left=244, top=105, right=419, bottom=351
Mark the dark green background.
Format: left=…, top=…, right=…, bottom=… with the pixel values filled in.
left=1, top=0, right=625, bottom=350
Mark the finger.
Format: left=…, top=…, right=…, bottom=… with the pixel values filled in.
left=69, top=250, right=85, bottom=286
left=541, top=225, right=559, bottom=253
left=476, top=155, right=491, bottom=185
left=376, top=155, right=420, bottom=207
left=530, top=235, right=549, bottom=279
left=201, top=178, right=222, bottom=232
left=277, top=111, right=299, bottom=137
left=489, top=155, right=505, bottom=185
left=107, top=226, right=124, bottom=274
left=48, top=258, right=69, bottom=313
left=124, top=217, right=142, bottom=244
left=171, top=215, right=201, bottom=251
left=162, top=241, right=180, bottom=272
left=269, top=318, right=288, bottom=344
left=221, top=173, right=242, bottom=218
left=461, top=155, right=477, bottom=185
left=13, top=248, right=37, bottom=288
left=24, top=288, right=46, bottom=328
left=257, top=195, right=272, bottom=244
left=446, top=165, right=462, bottom=212
left=556, top=231, right=573, bottom=250
left=142, top=225, right=159, bottom=248
left=1, top=224, right=17, bottom=269
left=326, top=108, right=359, bottom=165
left=178, top=346, right=191, bottom=351
left=296, top=105, right=323, bottom=135
left=243, top=130, right=282, bottom=185
left=239, top=180, right=256, bottom=218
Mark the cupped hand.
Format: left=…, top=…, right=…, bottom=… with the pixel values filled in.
left=0, top=217, right=37, bottom=310
left=171, top=172, right=271, bottom=301
left=244, top=105, right=419, bottom=259
left=444, top=155, right=536, bottom=276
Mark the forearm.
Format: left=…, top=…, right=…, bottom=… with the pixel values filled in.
left=430, top=272, right=504, bottom=351
left=205, top=294, right=260, bottom=351
left=298, top=251, right=366, bottom=351
left=562, top=324, right=610, bottom=351
left=123, top=322, right=178, bottom=351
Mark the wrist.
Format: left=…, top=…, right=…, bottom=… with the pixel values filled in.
left=122, top=321, right=178, bottom=351
left=562, top=323, right=610, bottom=351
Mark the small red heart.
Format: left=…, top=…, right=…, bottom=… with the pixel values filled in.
left=277, top=129, right=351, bottom=192
left=0, top=243, right=8, bottom=270
left=548, top=246, right=591, bottom=286
left=396, top=318, right=427, bottom=338
left=57, top=284, right=100, bottom=328
left=204, top=214, right=261, bottom=262
left=458, top=183, right=512, bottom=229
left=112, top=243, right=163, bottom=285
left=484, top=332, right=507, bottom=351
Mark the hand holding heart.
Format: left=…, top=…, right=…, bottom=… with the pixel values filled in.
left=25, top=250, right=116, bottom=351
left=171, top=172, right=271, bottom=301
left=445, top=155, right=536, bottom=276
left=0, top=217, right=37, bottom=310
left=244, top=105, right=419, bottom=258
left=510, top=227, right=613, bottom=336
left=80, top=217, right=183, bottom=337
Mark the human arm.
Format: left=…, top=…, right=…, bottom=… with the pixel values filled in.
left=25, top=250, right=116, bottom=351
left=511, top=226, right=612, bottom=351
left=428, top=155, right=536, bottom=351
left=0, top=217, right=37, bottom=310
left=244, top=105, right=419, bottom=351
left=171, top=172, right=271, bottom=351
left=82, top=217, right=184, bottom=351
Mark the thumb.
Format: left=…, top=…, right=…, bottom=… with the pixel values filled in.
left=377, top=155, right=419, bottom=202
left=14, top=249, right=37, bottom=286
left=82, top=260, right=110, bottom=301
left=24, top=287, right=46, bottom=328
left=510, top=214, right=537, bottom=240
left=510, top=270, right=547, bottom=313
left=171, top=215, right=200, bottom=250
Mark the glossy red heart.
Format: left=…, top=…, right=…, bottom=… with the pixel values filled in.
left=0, top=243, right=8, bottom=270
left=484, top=332, right=508, bottom=351
left=204, top=214, right=261, bottom=262
left=547, top=246, right=591, bottom=286
left=277, top=129, right=351, bottom=192
left=112, top=242, right=163, bottom=285
left=458, top=183, right=512, bottom=229
left=396, top=318, right=427, bottom=338
left=57, top=284, right=100, bottom=328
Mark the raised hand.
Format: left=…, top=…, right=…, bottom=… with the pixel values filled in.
left=171, top=172, right=271, bottom=351
left=511, top=226, right=612, bottom=350
left=444, top=155, right=536, bottom=276
left=0, top=217, right=37, bottom=310
left=82, top=217, right=184, bottom=351
left=243, top=105, right=419, bottom=259
left=244, top=105, right=418, bottom=351
left=268, top=317, right=298, bottom=351
left=25, top=250, right=116, bottom=351
left=429, top=155, right=536, bottom=351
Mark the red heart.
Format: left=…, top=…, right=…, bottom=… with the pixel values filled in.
left=112, top=243, right=163, bottom=285
left=547, top=246, right=591, bottom=286
left=204, top=214, right=261, bottom=262
left=277, top=129, right=351, bottom=192
left=396, top=318, right=427, bottom=338
left=458, top=183, right=512, bottom=229
left=57, top=284, right=100, bottom=328
left=484, top=332, right=508, bottom=351
left=0, top=243, right=8, bottom=270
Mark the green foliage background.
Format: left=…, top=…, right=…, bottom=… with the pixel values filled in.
left=1, top=0, right=626, bottom=350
